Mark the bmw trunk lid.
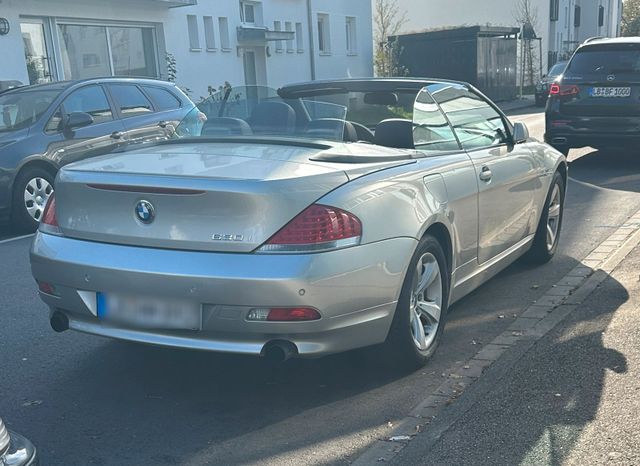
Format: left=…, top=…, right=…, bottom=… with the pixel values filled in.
left=52, top=141, right=411, bottom=252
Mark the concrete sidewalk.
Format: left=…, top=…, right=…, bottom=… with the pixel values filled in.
left=392, top=245, right=640, bottom=465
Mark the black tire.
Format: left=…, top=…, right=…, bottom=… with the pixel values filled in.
left=524, top=171, right=565, bottom=265
left=11, top=166, right=56, bottom=232
left=384, top=235, right=450, bottom=370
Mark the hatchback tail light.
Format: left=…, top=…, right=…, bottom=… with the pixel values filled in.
left=257, top=204, right=362, bottom=253
left=40, top=194, right=62, bottom=235
left=549, top=83, right=580, bottom=96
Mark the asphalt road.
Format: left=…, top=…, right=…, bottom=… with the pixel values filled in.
left=1, top=108, right=639, bottom=465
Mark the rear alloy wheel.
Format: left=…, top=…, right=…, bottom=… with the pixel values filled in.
left=524, top=171, right=565, bottom=264
left=12, top=167, right=55, bottom=231
left=385, top=235, right=449, bottom=369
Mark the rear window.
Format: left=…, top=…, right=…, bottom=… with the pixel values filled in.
left=565, top=44, right=640, bottom=79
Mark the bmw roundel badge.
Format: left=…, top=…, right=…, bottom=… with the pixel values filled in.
left=135, top=200, right=155, bottom=224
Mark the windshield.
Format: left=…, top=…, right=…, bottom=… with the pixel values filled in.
left=0, top=90, right=59, bottom=132
left=548, top=62, right=567, bottom=78
left=565, top=45, right=640, bottom=79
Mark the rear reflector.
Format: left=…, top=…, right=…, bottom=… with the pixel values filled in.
left=247, top=307, right=321, bottom=322
left=37, top=281, right=57, bottom=295
left=258, top=204, right=362, bottom=253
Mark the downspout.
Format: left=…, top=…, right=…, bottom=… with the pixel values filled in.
left=306, top=0, right=316, bottom=80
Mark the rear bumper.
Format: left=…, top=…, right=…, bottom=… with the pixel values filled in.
left=30, top=233, right=417, bottom=357
left=545, top=112, right=640, bottom=148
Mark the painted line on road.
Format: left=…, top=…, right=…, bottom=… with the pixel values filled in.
left=351, top=208, right=640, bottom=466
left=0, top=234, right=34, bottom=245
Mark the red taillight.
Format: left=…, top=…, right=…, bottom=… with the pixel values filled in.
left=41, top=194, right=58, bottom=227
left=246, top=307, right=321, bottom=321
left=259, top=204, right=362, bottom=252
left=549, top=83, right=580, bottom=96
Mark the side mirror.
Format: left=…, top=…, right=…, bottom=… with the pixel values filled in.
left=512, top=122, right=529, bottom=144
left=63, top=112, right=93, bottom=131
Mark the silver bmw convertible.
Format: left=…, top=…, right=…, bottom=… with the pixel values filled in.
left=30, top=79, right=566, bottom=368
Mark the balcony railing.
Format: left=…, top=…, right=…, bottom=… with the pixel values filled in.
left=237, top=26, right=295, bottom=46
left=152, top=0, right=197, bottom=7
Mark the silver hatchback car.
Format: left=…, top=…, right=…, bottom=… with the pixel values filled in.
left=30, top=79, right=566, bottom=369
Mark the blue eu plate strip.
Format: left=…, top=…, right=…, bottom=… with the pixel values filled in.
left=96, top=293, right=107, bottom=319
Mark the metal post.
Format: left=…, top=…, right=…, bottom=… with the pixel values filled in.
left=306, top=0, right=316, bottom=80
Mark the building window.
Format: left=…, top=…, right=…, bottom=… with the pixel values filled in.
left=317, top=13, right=330, bottom=54
left=550, top=0, right=559, bottom=21
left=274, top=21, right=283, bottom=52
left=565, top=6, right=569, bottom=28
left=285, top=21, right=294, bottom=52
left=240, top=1, right=255, bottom=25
left=219, top=17, right=230, bottom=51
left=203, top=16, right=216, bottom=51
left=598, top=5, right=605, bottom=27
left=296, top=22, right=304, bottom=52
left=58, top=23, right=157, bottom=79
left=574, top=6, right=581, bottom=27
left=346, top=17, right=357, bottom=54
left=187, top=15, right=200, bottom=51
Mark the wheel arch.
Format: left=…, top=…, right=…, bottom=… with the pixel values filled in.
left=422, top=222, right=453, bottom=277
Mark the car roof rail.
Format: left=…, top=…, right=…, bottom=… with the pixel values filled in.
left=583, top=36, right=607, bottom=44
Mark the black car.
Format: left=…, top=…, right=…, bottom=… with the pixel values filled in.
left=0, top=77, right=197, bottom=230
left=545, top=37, right=640, bottom=155
left=534, top=60, right=567, bottom=106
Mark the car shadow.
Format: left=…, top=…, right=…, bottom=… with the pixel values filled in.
left=569, top=147, right=640, bottom=194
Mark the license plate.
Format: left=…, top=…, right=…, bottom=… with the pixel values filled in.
left=97, top=293, right=202, bottom=330
left=589, top=87, right=632, bottom=98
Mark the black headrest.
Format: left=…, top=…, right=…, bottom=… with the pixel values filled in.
left=201, top=117, right=253, bottom=136
left=375, top=119, right=415, bottom=149
left=305, top=118, right=358, bottom=142
left=249, top=101, right=296, bottom=134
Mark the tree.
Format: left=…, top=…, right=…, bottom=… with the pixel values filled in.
left=622, top=0, right=640, bottom=36
left=373, top=0, right=408, bottom=77
left=514, top=0, right=540, bottom=87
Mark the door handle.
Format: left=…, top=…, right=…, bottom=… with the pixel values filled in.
left=479, top=166, right=492, bottom=182
left=110, top=131, right=124, bottom=140
left=158, top=121, right=167, bottom=128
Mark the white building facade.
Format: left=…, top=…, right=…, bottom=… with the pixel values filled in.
left=397, top=0, right=622, bottom=71
left=0, top=0, right=373, bottom=98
